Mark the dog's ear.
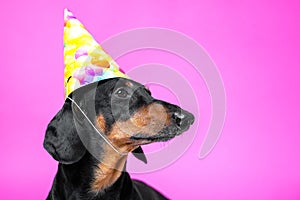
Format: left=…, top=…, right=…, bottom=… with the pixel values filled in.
left=43, top=101, right=86, bottom=164
left=132, top=146, right=147, bottom=164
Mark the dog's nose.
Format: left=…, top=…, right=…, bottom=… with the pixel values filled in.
left=172, top=110, right=194, bottom=128
left=172, top=112, right=185, bottom=127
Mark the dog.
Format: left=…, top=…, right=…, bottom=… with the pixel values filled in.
left=44, top=77, right=194, bottom=199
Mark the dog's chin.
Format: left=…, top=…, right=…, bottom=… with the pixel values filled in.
left=130, top=124, right=191, bottom=144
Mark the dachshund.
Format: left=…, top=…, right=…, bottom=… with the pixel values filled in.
left=44, top=77, right=194, bottom=200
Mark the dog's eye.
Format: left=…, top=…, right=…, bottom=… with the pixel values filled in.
left=115, top=88, right=129, bottom=98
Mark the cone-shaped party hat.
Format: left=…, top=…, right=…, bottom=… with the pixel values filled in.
left=64, top=9, right=128, bottom=99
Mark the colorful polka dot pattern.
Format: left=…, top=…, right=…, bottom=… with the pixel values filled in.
left=64, top=9, right=128, bottom=99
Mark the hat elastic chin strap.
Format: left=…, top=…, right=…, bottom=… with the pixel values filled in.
left=67, top=97, right=127, bottom=156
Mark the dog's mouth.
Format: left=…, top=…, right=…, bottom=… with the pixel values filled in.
left=130, top=134, right=176, bottom=143
left=130, top=120, right=194, bottom=143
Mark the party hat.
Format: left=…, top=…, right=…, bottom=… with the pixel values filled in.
left=64, top=9, right=128, bottom=99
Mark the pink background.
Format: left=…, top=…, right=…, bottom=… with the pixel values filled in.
left=1, top=0, right=300, bottom=199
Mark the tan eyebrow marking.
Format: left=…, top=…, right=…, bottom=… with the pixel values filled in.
left=144, top=86, right=151, bottom=95
left=125, top=81, right=133, bottom=87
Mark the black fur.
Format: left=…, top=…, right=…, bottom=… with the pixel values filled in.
left=44, top=78, right=194, bottom=200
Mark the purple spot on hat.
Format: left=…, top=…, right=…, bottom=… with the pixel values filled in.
left=94, top=67, right=103, bottom=76
left=119, top=68, right=126, bottom=74
left=75, top=48, right=88, bottom=59
left=82, top=75, right=94, bottom=85
left=85, top=66, right=95, bottom=76
left=66, top=15, right=76, bottom=20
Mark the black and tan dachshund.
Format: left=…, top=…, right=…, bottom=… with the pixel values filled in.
left=44, top=77, right=194, bottom=200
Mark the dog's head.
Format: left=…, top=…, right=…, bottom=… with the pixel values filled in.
left=44, top=78, right=194, bottom=164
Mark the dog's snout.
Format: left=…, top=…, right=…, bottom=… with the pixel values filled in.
left=172, top=110, right=194, bottom=128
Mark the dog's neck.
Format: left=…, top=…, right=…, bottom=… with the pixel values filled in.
left=91, top=144, right=128, bottom=192
left=51, top=150, right=132, bottom=199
